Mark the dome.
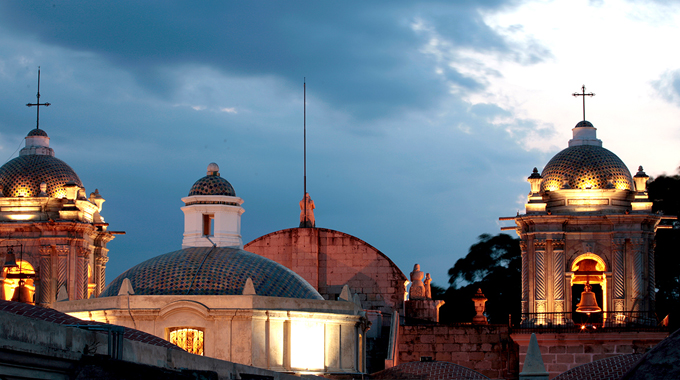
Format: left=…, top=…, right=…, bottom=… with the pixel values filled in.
left=0, top=154, right=82, bottom=198
left=187, top=163, right=235, bottom=196
left=188, top=175, right=235, bottom=196
left=540, top=145, right=634, bottom=192
left=27, top=128, right=48, bottom=137
left=100, top=247, right=323, bottom=299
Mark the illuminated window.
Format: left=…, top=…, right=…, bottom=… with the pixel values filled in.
left=168, top=327, right=204, bottom=356
left=290, top=320, right=324, bottom=370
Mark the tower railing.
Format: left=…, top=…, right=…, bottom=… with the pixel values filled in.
left=514, top=310, right=666, bottom=334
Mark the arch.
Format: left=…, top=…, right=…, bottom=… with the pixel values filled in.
left=2, top=259, right=36, bottom=304
left=571, top=253, right=606, bottom=272
left=159, top=300, right=210, bottom=319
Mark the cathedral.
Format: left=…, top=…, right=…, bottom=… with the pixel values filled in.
left=0, top=127, right=119, bottom=306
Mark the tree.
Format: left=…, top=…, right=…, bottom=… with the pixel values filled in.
left=439, top=233, right=521, bottom=325
left=648, top=170, right=680, bottom=326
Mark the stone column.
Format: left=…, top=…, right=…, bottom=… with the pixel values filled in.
left=631, top=239, right=644, bottom=310
left=76, top=247, right=89, bottom=300
left=613, top=238, right=625, bottom=312
left=38, top=246, right=53, bottom=305
left=534, top=240, right=547, bottom=313
left=552, top=239, right=565, bottom=315
left=520, top=240, right=529, bottom=316
left=95, top=256, right=109, bottom=296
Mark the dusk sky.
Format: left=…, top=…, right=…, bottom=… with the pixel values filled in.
left=1, top=0, right=679, bottom=288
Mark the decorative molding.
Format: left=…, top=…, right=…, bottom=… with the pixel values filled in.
left=536, top=300, right=547, bottom=313
left=552, top=239, right=565, bottom=251
left=76, top=257, right=85, bottom=300
left=519, top=240, right=527, bottom=252
left=583, top=241, right=595, bottom=254
left=614, top=249, right=625, bottom=299
left=536, top=250, right=546, bottom=300
left=554, top=300, right=564, bottom=313
left=614, top=299, right=625, bottom=312
left=553, top=249, right=564, bottom=300
left=98, top=266, right=106, bottom=294
left=521, top=300, right=528, bottom=314
left=534, top=239, right=547, bottom=250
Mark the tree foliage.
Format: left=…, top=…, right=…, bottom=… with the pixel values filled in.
left=648, top=171, right=680, bottom=324
left=439, top=233, right=521, bottom=325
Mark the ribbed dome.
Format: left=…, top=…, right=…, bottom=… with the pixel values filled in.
left=540, top=145, right=633, bottom=192
left=27, top=128, right=49, bottom=137
left=0, top=155, right=82, bottom=198
left=100, top=247, right=323, bottom=299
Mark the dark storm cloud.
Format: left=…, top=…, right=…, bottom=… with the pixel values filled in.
left=0, top=1, right=533, bottom=120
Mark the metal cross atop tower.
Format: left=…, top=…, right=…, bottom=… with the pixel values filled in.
left=572, top=85, right=594, bottom=122
left=26, top=67, right=51, bottom=130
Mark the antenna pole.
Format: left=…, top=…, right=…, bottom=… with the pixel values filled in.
left=304, top=78, right=307, bottom=225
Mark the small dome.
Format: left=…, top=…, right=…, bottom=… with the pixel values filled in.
left=27, top=128, right=49, bottom=137
left=540, top=145, right=633, bottom=192
left=188, top=164, right=235, bottom=196
left=0, top=155, right=82, bottom=197
left=574, top=120, right=594, bottom=129
left=100, top=247, right=323, bottom=299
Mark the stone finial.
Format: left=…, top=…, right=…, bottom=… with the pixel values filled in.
left=242, top=277, right=256, bottom=295
left=89, top=189, right=105, bottom=211
left=339, top=284, right=352, bottom=301
left=520, top=333, right=549, bottom=380
left=409, top=264, right=426, bottom=299
left=77, top=188, right=87, bottom=200
left=528, top=168, right=543, bottom=194
left=424, top=273, right=432, bottom=299
left=471, top=288, right=488, bottom=325
left=299, top=192, right=316, bottom=228
left=63, top=181, right=80, bottom=200
left=118, top=278, right=135, bottom=296
left=38, top=182, right=48, bottom=197
left=57, top=284, right=69, bottom=301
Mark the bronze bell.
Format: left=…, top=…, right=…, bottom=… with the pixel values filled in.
left=3, top=249, right=18, bottom=269
left=576, top=281, right=601, bottom=314
left=11, top=280, right=32, bottom=304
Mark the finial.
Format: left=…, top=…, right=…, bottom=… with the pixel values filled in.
left=207, top=162, right=220, bottom=176
left=26, top=67, right=51, bottom=130
left=572, top=85, right=594, bottom=122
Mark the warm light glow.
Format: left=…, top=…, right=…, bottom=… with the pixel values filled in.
left=3, top=260, right=36, bottom=303
left=568, top=199, right=609, bottom=206
left=7, top=214, right=36, bottom=221
left=168, top=328, right=204, bottom=356
left=571, top=253, right=606, bottom=272
left=290, top=320, right=324, bottom=371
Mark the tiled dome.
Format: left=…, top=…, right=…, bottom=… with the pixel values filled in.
left=188, top=175, right=235, bottom=196
left=540, top=145, right=633, bottom=192
left=0, top=154, right=82, bottom=198
left=100, top=247, right=323, bottom=299
left=27, top=128, right=49, bottom=137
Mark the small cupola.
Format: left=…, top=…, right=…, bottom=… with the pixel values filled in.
left=181, top=163, right=244, bottom=249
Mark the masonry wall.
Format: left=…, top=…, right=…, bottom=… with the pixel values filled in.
left=512, top=332, right=668, bottom=379
left=398, top=324, right=519, bottom=379
left=246, top=227, right=408, bottom=314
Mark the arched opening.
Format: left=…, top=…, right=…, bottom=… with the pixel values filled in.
left=570, top=254, right=607, bottom=325
left=168, top=327, right=204, bottom=355
left=2, top=260, right=36, bottom=305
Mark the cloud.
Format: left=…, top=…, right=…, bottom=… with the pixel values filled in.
left=652, top=70, right=680, bottom=106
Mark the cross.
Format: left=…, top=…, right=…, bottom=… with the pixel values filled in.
left=26, top=67, right=50, bottom=130
left=572, top=85, right=594, bottom=122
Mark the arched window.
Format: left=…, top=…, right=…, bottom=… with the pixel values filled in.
left=2, top=260, right=36, bottom=304
left=168, top=327, right=204, bottom=356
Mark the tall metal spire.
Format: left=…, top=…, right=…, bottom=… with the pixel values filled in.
left=572, top=85, right=594, bottom=122
left=26, top=67, right=51, bottom=130
left=303, top=78, right=307, bottom=224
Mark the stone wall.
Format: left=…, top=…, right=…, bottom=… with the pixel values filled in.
left=397, top=324, right=519, bottom=379
left=512, top=332, right=668, bottom=379
left=246, top=227, right=408, bottom=314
